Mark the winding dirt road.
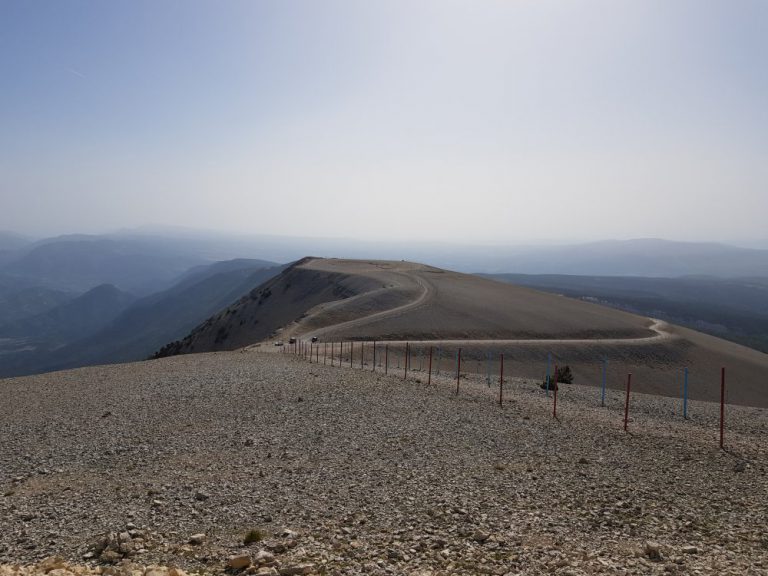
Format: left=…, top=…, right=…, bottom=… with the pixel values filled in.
left=368, top=318, right=675, bottom=348
left=295, top=259, right=672, bottom=347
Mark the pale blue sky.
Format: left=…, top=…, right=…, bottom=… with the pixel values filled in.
left=1, top=1, right=766, bottom=243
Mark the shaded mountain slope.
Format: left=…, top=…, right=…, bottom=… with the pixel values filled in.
left=56, top=262, right=287, bottom=366
left=153, top=258, right=387, bottom=356
left=0, top=279, right=76, bottom=325
left=0, top=260, right=283, bottom=377
left=0, top=284, right=135, bottom=344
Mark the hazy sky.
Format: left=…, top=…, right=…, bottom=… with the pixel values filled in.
left=1, top=1, right=766, bottom=243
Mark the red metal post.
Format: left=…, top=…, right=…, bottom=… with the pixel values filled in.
left=499, top=353, right=504, bottom=406
left=720, top=367, right=725, bottom=449
left=624, top=373, right=632, bottom=432
left=455, top=348, right=462, bottom=395
left=428, top=346, right=433, bottom=385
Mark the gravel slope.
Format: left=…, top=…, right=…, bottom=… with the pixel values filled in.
left=1, top=351, right=766, bottom=575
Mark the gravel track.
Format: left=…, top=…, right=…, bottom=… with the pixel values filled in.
left=1, top=351, right=766, bottom=575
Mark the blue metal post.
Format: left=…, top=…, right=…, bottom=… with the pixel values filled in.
left=546, top=353, right=551, bottom=397
left=601, top=357, right=607, bottom=407
left=455, top=349, right=459, bottom=378
left=683, top=367, right=689, bottom=419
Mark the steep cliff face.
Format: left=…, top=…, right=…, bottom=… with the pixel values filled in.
left=152, top=259, right=383, bottom=357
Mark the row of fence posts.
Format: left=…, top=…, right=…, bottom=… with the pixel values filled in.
left=282, top=339, right=728, bottom=449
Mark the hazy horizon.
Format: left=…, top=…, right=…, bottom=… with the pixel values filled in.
left=3, top=223, right=768, bottom=253
left=2, top=1, right=767, bottom=244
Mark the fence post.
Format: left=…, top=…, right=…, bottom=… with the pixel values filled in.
left=372, top=340, right=376, bottom=372
left=486, top=351, right=491, bottom=386
left=623, top=373, right=632, bottom=432
left=720, top=367, right=725, bottom=449
left=361, top=342, right=364, bottom=369
left=499, top=353, right=504, bottom=406
left=428, top=346, right=433, bottom=386
left=546, top=353, right=551, bottom=397
left=683, top=367, right=689, bottom=419
left=455, top=348, right=462, bottom=395
left=404, top=342, right=409, bottom=380
left=601, top=357, right=607, bottom=407
left=385, top=344, right=389, bottom=374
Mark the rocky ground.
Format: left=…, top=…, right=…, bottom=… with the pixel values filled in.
left=1, top=350, right=766, bottom=575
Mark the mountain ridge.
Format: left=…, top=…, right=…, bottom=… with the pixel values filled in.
left=155, top=257, right=768, bottom=407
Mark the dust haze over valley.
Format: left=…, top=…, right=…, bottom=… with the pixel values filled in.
left=3, top=0, right=768, bottom=574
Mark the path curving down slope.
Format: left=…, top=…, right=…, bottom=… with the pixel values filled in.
left=292, top=258, right=656, bottom=343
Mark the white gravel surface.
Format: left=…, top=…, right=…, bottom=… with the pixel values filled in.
left=1, top=350, right=766, bottom=575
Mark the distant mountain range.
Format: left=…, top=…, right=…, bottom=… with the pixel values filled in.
left=2, top=237, right=207, bottom=295
left=4, top=230, right=768, bottom=279
left=0, top=257, right=283, bottom=377
left=455, top=239, right=768, bottom=277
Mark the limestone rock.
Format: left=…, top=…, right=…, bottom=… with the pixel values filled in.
left=645, top=541, right=662, bottom=561
left=228, top=555, right=252, bottom=570
left=278, top=565, right=314, bottom=576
